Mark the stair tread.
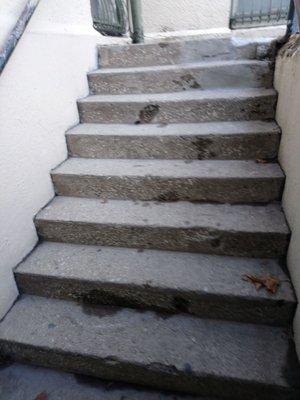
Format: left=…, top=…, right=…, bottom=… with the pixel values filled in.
left=0, top=295, right=296, bottom=392
left=66, top=121, right=280, bottom=138
left=78, top=88, right=276, bottom=104
left=52, top=158, right=283, bottom=180
left=36, top=197, right=289, bottom=234
left=16, top=242, right=295, bottom=303
left=0, top=363, right=203, bottom=400
left=89, top=59, right=269, bottom=76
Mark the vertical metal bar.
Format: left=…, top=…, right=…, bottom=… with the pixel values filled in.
left=129, top=0, right=144, bottom=43
left=295, top=0, right=300, bottom=29
left=242, top=0, right=245, bottom=25
left=259, top=0, right=263, bottom=23
left=285, top=0, right=295, bottom=37
left=250, top=0, right=254, bottom=24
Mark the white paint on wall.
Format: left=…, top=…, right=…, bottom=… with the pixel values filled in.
left=275, top=35, right=300, bottom=358
left=0, top=0, right=127, bottom=319
left=141, top=0, right=232, bottom=34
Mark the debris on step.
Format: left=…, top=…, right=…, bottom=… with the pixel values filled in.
left=242, top=274, right=280, bottom=294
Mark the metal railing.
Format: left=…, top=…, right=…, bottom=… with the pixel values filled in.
left=0, top=0, right=40, bottom=74
left=231, top=0, right=291, bottom=28
left=90, top=0, right=144, bottom=43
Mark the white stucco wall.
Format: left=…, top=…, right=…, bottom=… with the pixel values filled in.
left=275, top=35, right=300, bottom=358
left=0, top=0, right=126, bottom=319
left=141, top=0, right=231, bottom=34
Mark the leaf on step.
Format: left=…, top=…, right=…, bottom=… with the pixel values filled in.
left=256, top=158, right=269, bottom=164
left=242, top=274, right=280, bottom=294
left=34, top=392, right=48, bottom=400
left=100, top=198, right=108, bottom=204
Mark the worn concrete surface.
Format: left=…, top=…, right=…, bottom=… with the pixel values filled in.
left=88, top=60, right=273, bottom=95
left=66, top=121, right=280, bottom=160
left=0, top=362, right=206, bottom=400
left=97, top=37, right=270, bottom=69
left=51, top=158, right=284, bottom=203
left=35, top=197, right=289, bottom=258
left=15, top=242, right=296, bottom=326
left=78, top=89, right=277, bottom=124
left=0, top=296, right=300, bottom=399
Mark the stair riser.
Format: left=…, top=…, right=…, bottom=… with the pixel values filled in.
left=66, top=132, right=280, bottom=160
left=51, top=174, right=283, bottom=203
left=35, top=220, right=288, bottom=258
left=0, top=342, right=293, bottom=400
left=89, top=64, right=273, bottom=95
left=15, top=274, right=295, bottom=326
left=98, top=39, right=271, bottom=68
left=78, top=95, right=276, bottom=124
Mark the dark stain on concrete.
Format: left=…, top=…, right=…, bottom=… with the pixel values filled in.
left=157, top=191, right=180, bottom=202
left=158, top=42, right=169, bottom=48
left=136, top=105, right=160, bottom=124
left=173, top=74, right=202, bottom=91
left=191, top=137, right=215, bottom=159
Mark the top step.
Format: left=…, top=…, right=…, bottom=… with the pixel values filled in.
left=98, top=37, right=275, bottom=69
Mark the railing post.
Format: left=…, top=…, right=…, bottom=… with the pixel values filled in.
left=129, top=0, right=144, bottom=43
left=295, top=0, right=300, bottom=30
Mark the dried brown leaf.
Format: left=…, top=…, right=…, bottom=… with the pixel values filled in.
left=242, top=274, right=280, bottom=294
left=35, top=392, right=48, bottom=400
left=256, top=158, right=269, bottom=164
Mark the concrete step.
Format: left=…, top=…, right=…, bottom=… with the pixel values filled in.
left=15, top=242, right=296, bottom=326
left=66, top=121, right=280, bottom=160
left=0, top=295, right=299, bottom=399
left=77, top=89, right=276, bottom=124
left=35, top=197, right=289, bottom=258
left=51, top=159, right=284, bottom=203
left=88, top=60, right=273, bottom=95
left=98, top=37, right=274, bottom=68
left=0, top=363, right=205, bottom=400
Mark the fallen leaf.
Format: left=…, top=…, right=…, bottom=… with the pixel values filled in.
left=242, top=274, right=280, bottom=294
left=256, top=158, right=269, bottom=164
left=100, top=198, right=108, bottom=204
left=35, top=392, right=48, bottom=400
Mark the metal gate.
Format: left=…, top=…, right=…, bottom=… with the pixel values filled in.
left=90, top=0, right=127, bottom=36
left=231, top=0, right=291, bottom=28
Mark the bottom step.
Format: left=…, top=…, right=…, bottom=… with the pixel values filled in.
left=0, top=296, right=299, bottom=400
left=0, top=363, right=201, bottom=400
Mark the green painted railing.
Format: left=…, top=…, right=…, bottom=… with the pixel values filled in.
left=90, top=0, right=144, bottom=43
left=231, top=0, right=291, bottom=29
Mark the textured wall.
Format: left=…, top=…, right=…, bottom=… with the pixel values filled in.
left=141, top=0, right=231, bottom=33
left=0, top=0, right=124, bottom=319
left=275, top=35, right=300, bottom=358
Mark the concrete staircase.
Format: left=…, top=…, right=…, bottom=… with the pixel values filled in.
left=1, top=36, right=300, bottom=399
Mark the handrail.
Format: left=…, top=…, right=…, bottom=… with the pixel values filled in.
left=90, top=0, right=144, bottom=43
left=127, top=0, right=144, bottom=43
left=0, top=0, right=40, bottom=74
